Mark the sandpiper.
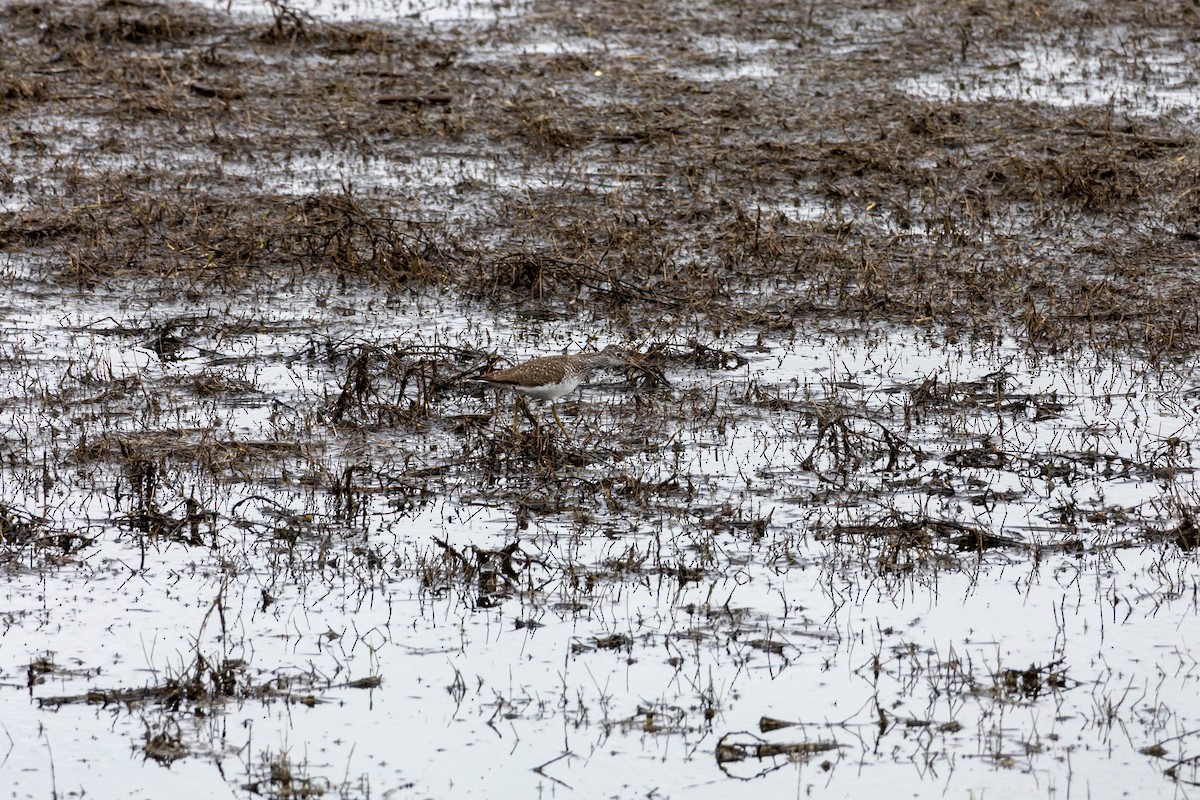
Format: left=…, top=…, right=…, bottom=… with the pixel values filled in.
left=476, top=345, right=629, bottom=432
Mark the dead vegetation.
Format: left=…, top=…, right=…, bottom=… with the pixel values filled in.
left=0, top=0, right=1198, bottom=796
left=0, top=1, right=1197, bottom=355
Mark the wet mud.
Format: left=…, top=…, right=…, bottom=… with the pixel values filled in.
left=1, top=1, right=1199, bottom=797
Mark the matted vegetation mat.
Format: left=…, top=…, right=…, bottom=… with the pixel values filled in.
left=0, top=0, right=1198, bottom=797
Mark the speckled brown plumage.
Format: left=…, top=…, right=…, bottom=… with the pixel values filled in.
left=478, top=345, right=628, bottom=401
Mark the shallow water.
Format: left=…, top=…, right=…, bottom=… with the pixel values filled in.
left=2, top=1, right=1200, bottom=798
left=208, top=0, right=525, bottom=23
left=899, top=28, right=1200, bottom=122
left=0, top=274, right=1196, bottom=797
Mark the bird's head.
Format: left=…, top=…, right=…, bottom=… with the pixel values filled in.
left=593, top=344, right=634, bottom=367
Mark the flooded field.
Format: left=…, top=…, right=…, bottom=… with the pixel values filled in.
left=1, top=0, right=1199, bottom=797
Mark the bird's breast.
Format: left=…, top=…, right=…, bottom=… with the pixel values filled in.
left=511, top=374, right=581, bottom=400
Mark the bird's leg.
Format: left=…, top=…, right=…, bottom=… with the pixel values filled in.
left=517, top=396, right=542, bottom=432
left=511, top=396, right=521, bottom=434
left=551, top=402, right=570, bottom=438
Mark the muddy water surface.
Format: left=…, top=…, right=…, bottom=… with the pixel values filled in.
left=1, top=0, right=1199, bottom=798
